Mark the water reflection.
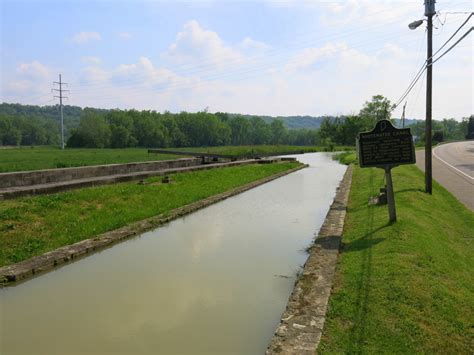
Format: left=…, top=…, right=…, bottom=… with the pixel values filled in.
left=0, top=153, right=346, bottom=355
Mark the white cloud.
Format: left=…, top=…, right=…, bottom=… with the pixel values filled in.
left=4, top=79, right=34, bottom=94
left=17, top=60, right=51, bottom=80
left=119, top=32, right=132, bottom=40
left=82, top=66, right=109, bottom=83
left=239, top=37, right=270, bottom=52
left=114, top=56, right=187, bottom=87
left=72, top=32, right=101, bottom=44
left=81, top=56, right=102, bottom=65
left=285, top=42, right=348, bottom=72
left=320, top=0, right=419, bottom=27
left=4, top=15, right=469, bottom=121
left=163, top=20, right=245, bottom=69
left=2, top=61, right=54, bottom=101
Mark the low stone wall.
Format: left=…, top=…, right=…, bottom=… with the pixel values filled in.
left=0, top=163, right=306, bottom=286
left=0, top=158, right=202, bottom=188
left=266, top=165, right=353, bottom=354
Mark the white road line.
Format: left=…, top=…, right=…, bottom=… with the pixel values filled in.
left=433, top=143, right=474, bottom=181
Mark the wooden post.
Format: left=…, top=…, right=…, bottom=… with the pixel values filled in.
left=425, top=0, right=435, bottom=195
left=384, top=166, right=397, bottom=222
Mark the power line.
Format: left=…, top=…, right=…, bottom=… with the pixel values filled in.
left=432, top=12, right=473, bottom=57
left=393, top=12, right=473, bottom=110
left=407, top=70, right=426, bottom=118
left=393, top=65, right=427, bottom=110
left=429, top=26, right=473, bottom=66
left=439, top=11, right=474, bottom=15
left=71, top=32, right=420, bottom=102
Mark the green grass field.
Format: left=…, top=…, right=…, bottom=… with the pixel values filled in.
left=319, top=164, right=474, bottom=353
left=0, top=145, right=350, bottom=173
left=0, top=161, right=300, bottom=267
left=169, top=145, right=351, bottom=156
left=0, top=147, right=178, bottom=173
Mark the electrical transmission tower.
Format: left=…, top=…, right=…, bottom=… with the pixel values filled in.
left=53, top=74, right=69, bottom=149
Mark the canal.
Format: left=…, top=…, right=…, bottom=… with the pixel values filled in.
left=0, top=153, right=346, bottom=355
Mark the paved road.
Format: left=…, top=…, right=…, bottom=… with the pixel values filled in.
left=416, top=141, right=474, bottom=211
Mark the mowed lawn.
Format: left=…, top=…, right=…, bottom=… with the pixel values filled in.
left=0, top=145, right=347, bottom=173
left=319, top=164, right=474, bottom=353
left=0, top=147, right=177, bottom=172
left=170, top=145, right=349, bottom=156
left=0, top=161, right=301, bottom=267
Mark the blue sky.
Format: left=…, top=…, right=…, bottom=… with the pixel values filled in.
left=1, top=0, right=472, bottom=120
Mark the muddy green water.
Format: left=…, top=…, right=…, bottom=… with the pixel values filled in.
left=0, top=153, right=346, bottom=355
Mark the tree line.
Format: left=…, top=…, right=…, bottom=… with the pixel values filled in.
left=317, top=95, right=472, bottom=146
left=0, top=97, right=471, bottom=148
left=66, top=110, right=320, bottom=148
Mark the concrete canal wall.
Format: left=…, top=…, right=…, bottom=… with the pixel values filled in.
left=0, top=158, right=291, bottom=200
left=0, top=158, right=202, bottom=188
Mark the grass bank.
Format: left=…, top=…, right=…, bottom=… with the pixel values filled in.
left=0, top=147, right=177, bottom=173
left=1, top=145, right=351, bottom=173
left=165, top=145, right=352, bottom=156
left=333, top=150, right=356, bottom=165
left=0, top=161, right=301, bottom=267
left=319, top=164, right=474, bottom=353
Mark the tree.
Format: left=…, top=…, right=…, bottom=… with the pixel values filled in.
left=337, top=115, right=366, bottom=146
left=359, top=95, right=394, bottom=127
left=270, top=120, right=287, bottom=144
left=132, top=111, right=168, bottom=148
left=229, top=116, right=251, bottom=145
left=67, top=111, right=110, bottom=148
left=432, top=130, right=444, bottom=144
left=0, top=115, right=21, bottom=146
left=249, top=116, right=271, bottom=144
left=466, top=115, right=474, bottom=139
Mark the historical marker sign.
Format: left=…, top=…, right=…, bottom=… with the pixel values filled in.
left=356, top=119, right=416, bottom=223
left=357, top=119, right=416, bottom=168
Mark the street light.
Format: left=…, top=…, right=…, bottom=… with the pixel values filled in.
left=408, top=19, right=424, bottom=30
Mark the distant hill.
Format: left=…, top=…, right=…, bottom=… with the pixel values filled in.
left=392, top=118, right=421, bottom=128
left=1, top=102, right=422, bottom=133
left=230, top=113, right=422, bottom=130
left=228, top=114, right=333, bottom=130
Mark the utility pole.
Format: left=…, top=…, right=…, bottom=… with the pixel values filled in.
left=425, top=0, right=435, bottom=194
left=401, top=101, right=407, bottom=128
left=53, top=74, right=69, bottom=149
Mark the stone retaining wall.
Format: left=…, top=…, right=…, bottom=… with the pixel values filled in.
left=0, top=163, right=306, bottom=286
left=0, top=158, right=202, bottom=188
left=266, top=165, right=353, bottom=354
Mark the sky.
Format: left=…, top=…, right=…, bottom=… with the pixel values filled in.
left=1, top=0, right=473, bottom=120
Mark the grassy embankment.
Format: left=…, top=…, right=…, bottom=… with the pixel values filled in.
left=0, top=161, right=301, bottom=267
left=0, top=145, right=350, bottom=173
left=319, top=157, right=474, bottom=353
left=0, top=147, right=177, bottom=173
left=169, top=145, right=352, bottom=156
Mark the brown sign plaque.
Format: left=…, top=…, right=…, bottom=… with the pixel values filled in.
left=357, top=119, right=416, bottom=168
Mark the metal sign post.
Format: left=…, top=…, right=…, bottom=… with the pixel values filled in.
left=384, top=165, right=397, bottom=222
left=357, top=120, right=416, bottom=223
